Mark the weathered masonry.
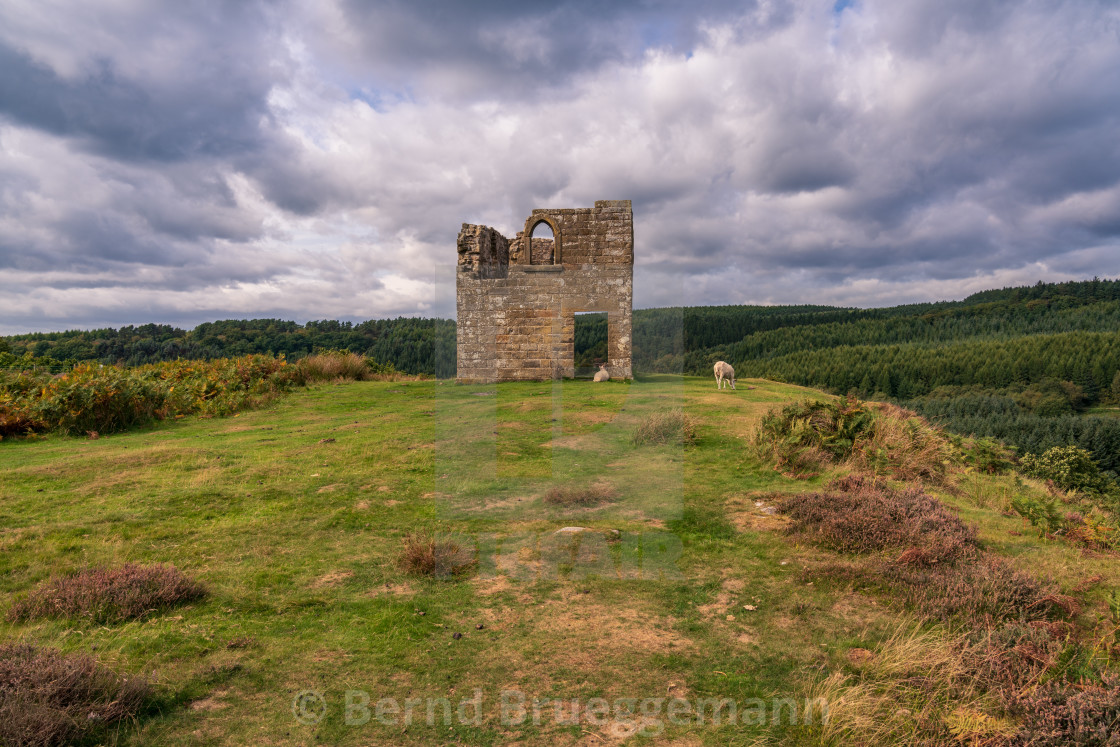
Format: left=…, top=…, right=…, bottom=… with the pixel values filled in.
left=456, top=200, right=634, bottom=383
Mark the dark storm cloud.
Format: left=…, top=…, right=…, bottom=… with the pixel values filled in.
left=322, top=0, right=775, bottom=99
left=0, top=35, right=276, bottom=163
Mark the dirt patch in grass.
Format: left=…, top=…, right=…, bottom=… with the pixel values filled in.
left=188, top=466, right=223, bottom=487
left=87, top=444, right=188, bottom=470
left=368, top=581, right=415, bottom=597
left=466, top=589, right=694, bottom=701
left=8, top=563, right=207, bottom=624
left=190, top=689, right=229, bottom=712
left=309, top=570, right=353, bottom=589
left=471, top=576, right=513, bottom=596
left=524, top=597, right=693, bottom=661
left=726, top=492, right=794, bottom=532
left=0, top=644, right=152, bottom=747
left=561, top=410, right=622, bottom=431
left=827, top=593, right=891, bottom=630
left=696, top=575, right=746, bottom=619
left=846, top=647, right=875, bottom=666
left=452, top=494, right=532, bottom=513
left=543, top=481, right=618, bottom=507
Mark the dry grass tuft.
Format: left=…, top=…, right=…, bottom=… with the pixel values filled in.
left=631, top=409, right=697, bottom=446
left=294, top=352, right=372, bottom=382
left=292, top=351, right=406, bottom=383
left=807, top=614, right=1119, bottom=746
left=807, top=625, right=1014, bottom=746
left=753, top=397, right=954, bottom=484
left=0, top=644, right=152, bottom=747
left=850, top=402, right=955, bottom=486
left=398, top=533, right=476, bottom=578
left=543, top=481, right=618, bottom=507
left=7, top=563, right=207, bottom=624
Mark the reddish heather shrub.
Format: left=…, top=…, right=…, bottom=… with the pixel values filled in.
left=0, top=644, right=151, bottom=747
left=1011, top=674, right=1120, bottom=746
left=813, top=555, right=1071, bottom=626
left=777, top=475, right=980, bottom=564
left=966, top=623, right=1065, bottom=702
left=8, top=563, right=207, bottom=624
left=885, top=556, right=1075, bottom=625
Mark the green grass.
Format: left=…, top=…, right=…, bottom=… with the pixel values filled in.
left=2, top=376, right=1117, bottom=745
left=1085, top=405, right=1120, bottom=418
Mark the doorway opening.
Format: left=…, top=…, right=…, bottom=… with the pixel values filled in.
left=573, top=311, right=608, bottom=378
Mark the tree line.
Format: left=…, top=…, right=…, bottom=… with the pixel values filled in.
left=5, top=277, right=1119, bottom=471
left=2, top=318, right=457, bottom=378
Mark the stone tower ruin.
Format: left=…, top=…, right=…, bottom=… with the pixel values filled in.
left=456, top=200, right=634, bottom=383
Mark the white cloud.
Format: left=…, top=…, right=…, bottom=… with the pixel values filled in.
left=1, top=0, right=1119, bottom=334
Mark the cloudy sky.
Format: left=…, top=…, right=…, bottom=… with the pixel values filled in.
left=1, top=0, right=1118, bottom=334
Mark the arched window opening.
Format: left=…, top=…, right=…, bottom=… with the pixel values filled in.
left=528, top=221, right=555, bottom=265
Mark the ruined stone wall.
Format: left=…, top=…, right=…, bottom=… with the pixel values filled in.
left=456, top=200, right=633, bottom=382
left=456, top=224, right=509, bottom=280
left=509, top=236, right=555, bottom=265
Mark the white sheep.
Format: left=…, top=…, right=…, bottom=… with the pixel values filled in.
left=714, top=360, right=736, bottom=390
left=593, top=364, right=610, bottom=382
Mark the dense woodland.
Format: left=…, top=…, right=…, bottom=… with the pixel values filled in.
left=1, top=318, right=457, bottom=378
left=4, top=277, right=1119, bottom=472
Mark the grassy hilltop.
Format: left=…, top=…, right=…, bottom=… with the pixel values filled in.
left=2, top=376, right=1119, bottom=745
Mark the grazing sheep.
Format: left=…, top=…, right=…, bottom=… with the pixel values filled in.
left=714, top=361, right=736, bottom=390
left=593, top=364, right=610, bottom=382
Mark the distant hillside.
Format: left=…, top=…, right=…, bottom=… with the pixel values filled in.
left=5, top=277, right=1120, bottom=470
left=639, top=277, right=1120, bottom=474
